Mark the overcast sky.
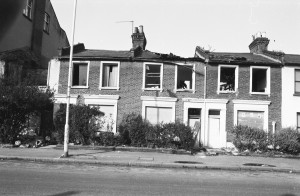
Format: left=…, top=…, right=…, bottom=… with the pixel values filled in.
left=51, top=0, right=300, bottom=57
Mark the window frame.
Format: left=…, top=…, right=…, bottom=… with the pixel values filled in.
left=217, top=64, right=239, bottom=94
left=99, top=61, right=120, bottom=90
left=297, top=113, right=300, bottom=131
left=23, top=0, right=34, bottom=20
left=250, top=66, right=270, bottom=95
left=174, top=63, right=195, bottom=93
left=295, top=69, right=300, bottom=95
left=143, top=62, right=163, bottom=92
left=71, top=61, right=90, bottom=89
left=43, top=12, right=50, bottom=34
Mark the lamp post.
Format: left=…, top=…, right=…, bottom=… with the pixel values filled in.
left=63, top=0, right=78, bottom=157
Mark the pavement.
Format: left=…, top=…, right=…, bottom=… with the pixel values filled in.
left=0, top=145, right=299, bottom=174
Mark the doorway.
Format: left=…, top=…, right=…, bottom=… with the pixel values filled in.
left=208, top=110, right=221, bottom=148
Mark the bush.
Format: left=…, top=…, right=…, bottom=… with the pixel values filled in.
left=229, top=125, right=269, bottom=152
left=118, top=113, right=195, bottom=150
left=95, top=131, right=115, bottom=146
left=0, top=77, right=53, bottom=144
left=54, top=104, right=103, bottom=145
left=274, top=128, right=300, bottom=154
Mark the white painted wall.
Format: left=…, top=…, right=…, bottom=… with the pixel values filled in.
left=47, top=59, right=60, bottom=93
left=282, top=66, right=300, bottom=128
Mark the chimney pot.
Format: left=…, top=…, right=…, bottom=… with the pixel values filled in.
left=138, top=25, right=144, bottom=33
left=134, top=27, right=138, bottom=33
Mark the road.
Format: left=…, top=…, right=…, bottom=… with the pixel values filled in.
left=0, top=160, right=299, bottom=196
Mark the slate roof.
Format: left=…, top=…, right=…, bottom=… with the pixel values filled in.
left=284, top=54, right=300, bottom=65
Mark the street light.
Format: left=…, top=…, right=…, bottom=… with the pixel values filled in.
left=63, top=0, right=78, bottom=157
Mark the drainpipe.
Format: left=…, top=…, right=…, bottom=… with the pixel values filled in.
left=272, top=121, right=276, bottom=146
left=202, top=59, right=208, bottom=147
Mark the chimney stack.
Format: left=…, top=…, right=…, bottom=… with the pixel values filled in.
left=131, top=25, right=147, bottom=50
left=249, top=35, right=270, bottom=54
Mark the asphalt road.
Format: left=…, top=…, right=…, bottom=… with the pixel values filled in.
left=0, top=160, right=299, bottom=196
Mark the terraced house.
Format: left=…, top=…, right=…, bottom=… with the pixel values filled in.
left=48, top=27, right=300, bottom=148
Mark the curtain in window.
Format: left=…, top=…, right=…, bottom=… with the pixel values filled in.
left=103, top=65, right=117, bottom=87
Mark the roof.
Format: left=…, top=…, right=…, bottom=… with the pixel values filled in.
left=58, top=47, right=197, bottom=61
left=284, top=54, right=300, bottom=65
left=208, top=52, right=281, bottom=65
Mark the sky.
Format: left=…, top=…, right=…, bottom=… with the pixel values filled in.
left=51, top=0, right=300, bottom=58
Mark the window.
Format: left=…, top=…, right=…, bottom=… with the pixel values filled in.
left=141, top=96, right=177, bottom=124
left=100, top=61, right=120, bottom=90
left=188, top=108, right=201, bottom=128
left=297, top=113, right=300, bottom=131
left=23, top=0, right=33, bottom=19
left=143, top=63, right=163, bottom=90
left=295, top=69, right=300, bottom=95
left=218, top=65, right=238, bottom=93
left=43, top=12, right=50, bottom=33
left=175, top=64, right=195, bottom=92
left=250, top=66, right=270, bottom=94
left=237, top=111, right=264, bottom=130
left=146, top=107, right=172, bottom=124
left=91, top=105, right=115, bottom=132
left=72, top=62, right=89, bottom=87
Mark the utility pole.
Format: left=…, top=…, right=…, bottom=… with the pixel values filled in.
left=63, top=0, right=78, bottom=158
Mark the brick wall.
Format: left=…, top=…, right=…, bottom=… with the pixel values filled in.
left=57, top=59, right=205, bottom=127
left=206, top=63, right=282, bottom=136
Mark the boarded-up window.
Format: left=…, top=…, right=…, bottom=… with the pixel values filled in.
left=237, top=111, right=264, bottom=130
left=146, top=107, right=172, bottom=124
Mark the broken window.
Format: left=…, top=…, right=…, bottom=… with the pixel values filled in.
left=176, top=65, right=194, bottom=91
left=219, top=65, right=238, bottom=92
left=295, top=69, right=300, bottom=94
left=101, top=62, right=119, bottom=89
left=23, top=0, right=33, bottom=19
left=43, top=12, right=50, bottom=33
left=72, top=62, right=88, bottom=87
left=251, top=67, right=269, bottom=93
left=144, top=63, right=162, bottom=89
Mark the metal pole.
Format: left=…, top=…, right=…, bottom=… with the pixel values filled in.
left=63, top=0, right=78, bottom=157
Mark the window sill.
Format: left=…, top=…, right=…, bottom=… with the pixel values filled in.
left=99, top=87, right=120, bottom=90
left=250, top=92, right=270, bottom=96
left=175, top=89, right=195, bottom=93
left=293, top=92, right=300, bottom=96
left=142, top=88, right=163, bottom=92
left=218, top=91, right=237, bottom=94
left=23, top=14, right=32, bottom=21
left=71, top=86, right=89, bottom=89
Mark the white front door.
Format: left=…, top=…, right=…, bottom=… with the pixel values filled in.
left=208, top=110, right=221, bottom=148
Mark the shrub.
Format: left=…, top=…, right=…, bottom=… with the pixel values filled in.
left=54, top=104, right=103, bottom=145
left=118, top=113, right=195, bottom=150
left=229, top=125, right=269, bottom=152
left=95, top=131, right=115, bottom=146
left=118, top=113, right=149, bottom=146
left=0, top=77, right=53, bottom=144
left=274, top=128, right=300, bottom=154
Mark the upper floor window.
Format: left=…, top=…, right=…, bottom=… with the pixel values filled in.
left=72, top=61, right=89, bottom=88
left=99, top=61, right=120, bottom=90
left=23, top=0, right=33, bottom=20
left=43, top=12, right=50, bottom=33
left=175, top=64, right=195, bottom=93
left=218, top=65, right=239, bottom=93
left=250, top=66, right=270, bottom=95
left=295, top=69, right=300, bottom=95
left=143, top=63, right=163, bottom=91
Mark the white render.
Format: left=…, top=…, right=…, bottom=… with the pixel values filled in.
left=47, top=59, right=61, bottom=93
left=282, top=66, right=300, bottom=128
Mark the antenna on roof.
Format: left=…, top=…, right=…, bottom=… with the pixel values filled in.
left=116, top=20, right=134, bottom=33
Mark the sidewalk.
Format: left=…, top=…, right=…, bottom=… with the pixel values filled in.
left=0, top=146, right=299, bottom=174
